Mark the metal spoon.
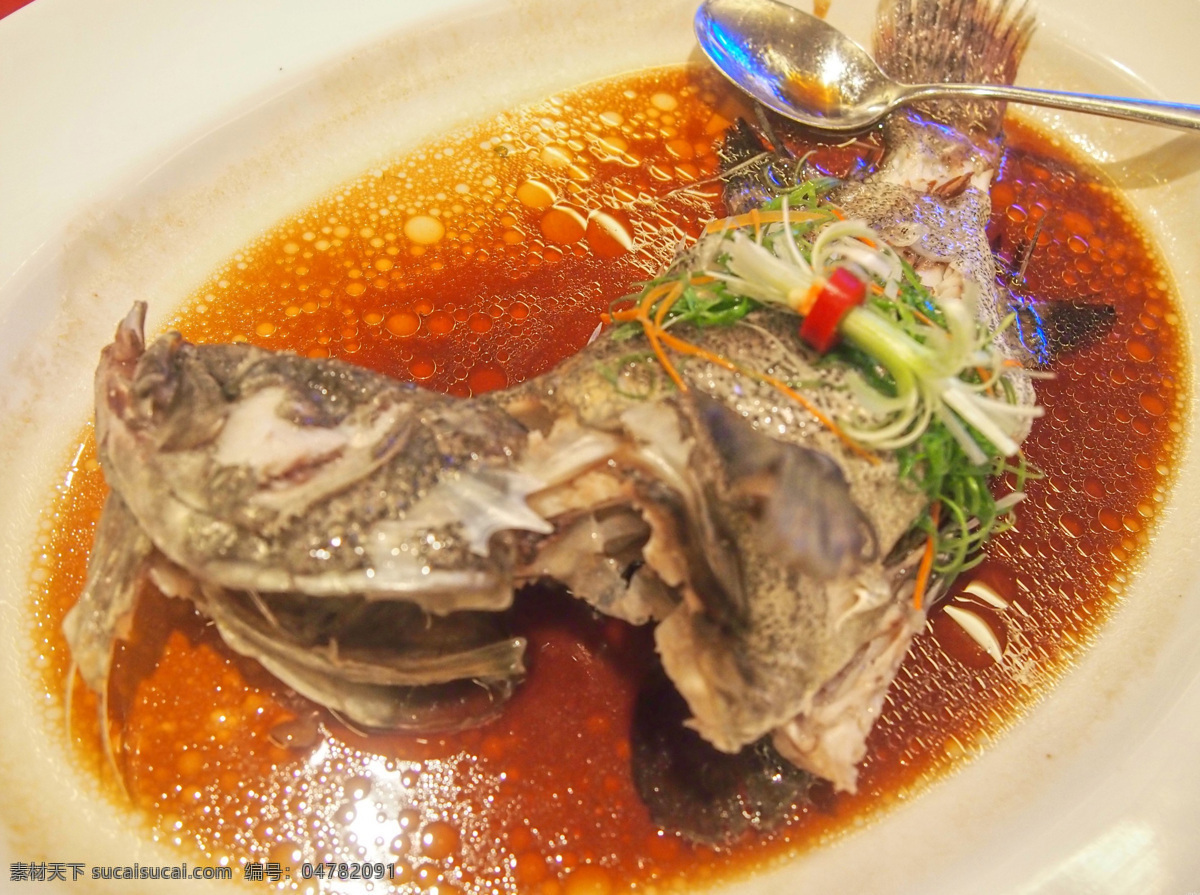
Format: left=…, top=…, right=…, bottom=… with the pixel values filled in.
left=695, top=0, right=1200, bottom=133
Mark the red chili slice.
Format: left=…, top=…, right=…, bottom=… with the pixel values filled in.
left=798, top=267, right=867, bottom=353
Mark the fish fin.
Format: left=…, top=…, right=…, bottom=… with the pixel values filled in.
left=772, top=602, right=925, bottom=793
left=717, top=118, right=799, bottom=215
left=197, top=584, right=524, bottom=732
left=717, top=118, right=769, bottom=172
left=63, top=661, right=127, bottom=797
left=1013, top=298, right=1117, bottom=365
left=630, top=670, right=812, bottom=845
left=61, top=493, right=155, bottom=690
left=100, top=683, right=129, bottom=798
left=326, top=707, right=370, bottom=739
left=689, top=393, right=877, bottom=581
left=434, top=471, right=555, bottom=555
left=875, top=0, right=1035, bottom=135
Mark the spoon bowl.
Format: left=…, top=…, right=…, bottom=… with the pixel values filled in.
left=695, top=0, right=1200, bottom=133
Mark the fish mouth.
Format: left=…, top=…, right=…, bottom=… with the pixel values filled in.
left=94, top=302, right=147, bottom=444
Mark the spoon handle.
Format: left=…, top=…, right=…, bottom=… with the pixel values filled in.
left=901, top=82, right=1200, bottom=132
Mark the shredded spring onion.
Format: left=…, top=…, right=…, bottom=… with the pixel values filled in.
left=605, top=178, right=1043, bottom=590
left=616, top=182, right=1041, bottom=464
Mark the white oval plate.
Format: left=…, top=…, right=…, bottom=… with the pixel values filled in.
left=1, top=1, right=1197, bottom=892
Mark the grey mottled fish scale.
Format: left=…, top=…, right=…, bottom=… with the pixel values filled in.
left=531, top=311, right=923, bottom=553
left=101, top=340, right=530, bottom=598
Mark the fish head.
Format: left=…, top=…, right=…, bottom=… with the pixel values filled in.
left=95, top=302, right=229, bottom=455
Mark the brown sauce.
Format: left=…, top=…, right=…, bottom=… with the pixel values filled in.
left=27, top=68, right=1187, bottom=893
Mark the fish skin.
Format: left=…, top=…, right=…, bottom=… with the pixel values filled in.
left=750, top=0, right=1035, bottom=788
left=845, top=0, right=1038, bottom=394
left=62, top=493, right=154, bottom=691
left=94, top=305, right=540, bottom=614
left=69, top=0, right=1038, bottom=794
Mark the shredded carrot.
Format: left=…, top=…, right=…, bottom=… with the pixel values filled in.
left=702, top=208, right=825, bottom=235
left=605, top=275, right=716, bottom=325
left=910, top=308, right=935, bottom=327
left=912, top=501, right=940, bottom=610
left=635, top=282, right=687, bottom=391
left=604, top=307, right=638, bottom=324
left=795, top=282, right=823, bottom=316
left=605, top=276, right=879, bottom=465
left=654, top=328, right=878, bottom=463
left=653, top=283, right=684, bottom=330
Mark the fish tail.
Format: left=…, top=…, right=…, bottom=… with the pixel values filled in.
left=874, top=0, right=1035, bottom=134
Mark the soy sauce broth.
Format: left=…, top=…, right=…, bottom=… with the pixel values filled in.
left=27, top=68, right=1187, bottom=894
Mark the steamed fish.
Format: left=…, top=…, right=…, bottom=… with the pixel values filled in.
left=66, top=0, right=1060, bottom=811
left=66, top=304, right=536, bottom=731
left=623, top=0, right=1041, bottom=790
